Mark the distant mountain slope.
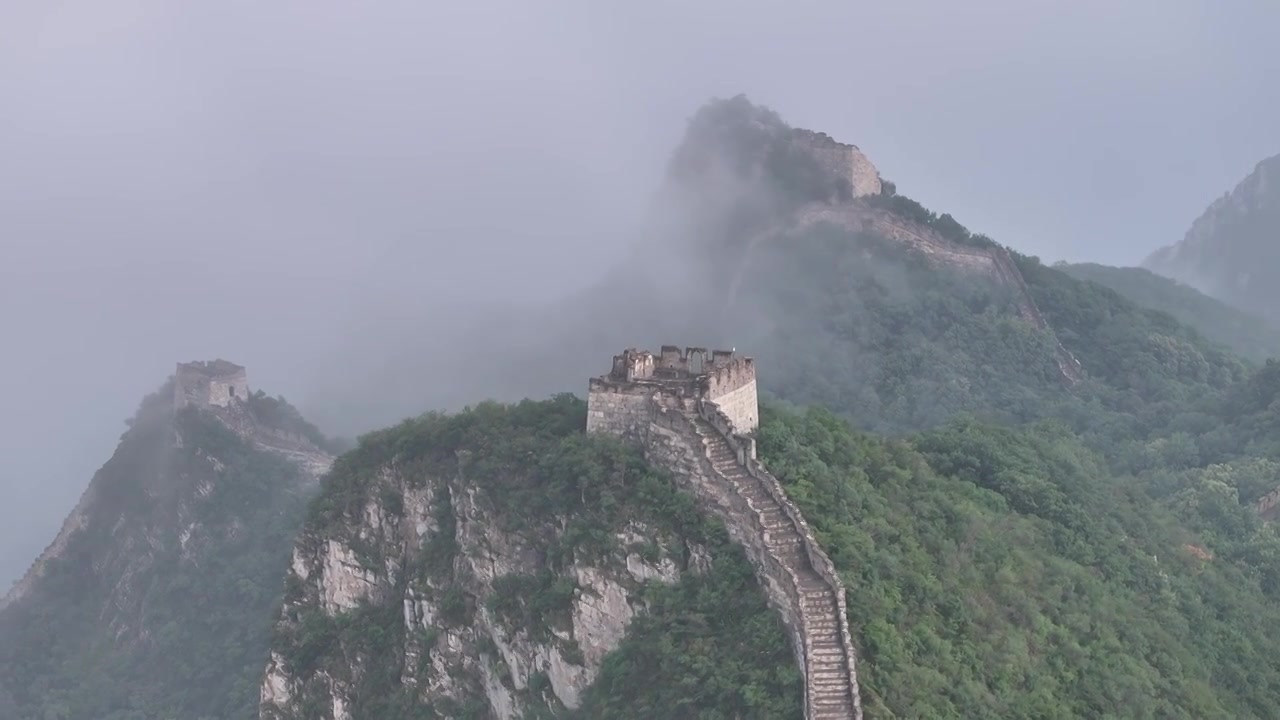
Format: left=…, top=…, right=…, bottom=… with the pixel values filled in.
left=1145, top=155, right=1280, bottom=321
left=0, top=362, right=336, bottom=720
left=1058, top=262, right=1280, bottom=362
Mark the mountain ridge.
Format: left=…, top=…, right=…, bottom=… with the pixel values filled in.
left=0, top=361, right=337, bottom=720
left=1145, top=154, right=1280, bottom=321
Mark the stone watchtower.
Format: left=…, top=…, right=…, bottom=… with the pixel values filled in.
left=174, top=359, right=250, bottom=410
left=586, top=345, right=758, bottom=438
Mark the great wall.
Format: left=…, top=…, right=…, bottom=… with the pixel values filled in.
left=709, top=117, right=1084, bottom=387
left=724, top=200, right=1084, bottom=386
left=587, top=346, right=862, bottom=720
left=795, top=204, right=1084, bottom=384
left=174, top=360, right=334, bottom=477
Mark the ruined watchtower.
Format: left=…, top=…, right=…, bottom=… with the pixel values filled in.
left=586, top=345, right=758, bottom=438
left=174, top=359, right=250, bottom=410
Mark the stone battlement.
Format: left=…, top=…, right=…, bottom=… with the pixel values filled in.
left=788, top=128, right=882, bottom=199
left=587, top=346, right=758, bottom=436
left=174, top=359, right=250, bottom=410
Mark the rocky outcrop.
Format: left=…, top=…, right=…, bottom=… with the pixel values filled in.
left=638, top=399, right=862, bottom=720
left=1144, top=154, right=1280, bottom=320
left=1257, top=485, right=1280, bottom=521
left=261, top=462, right=707, bottom=719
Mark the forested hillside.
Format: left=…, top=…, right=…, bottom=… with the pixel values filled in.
left=257, top=97, right=1280, bottom=718
left=0, top=385, right=335, bottom=720
left=761, top=405, right=1280, bottom=718
left=11, top=94, right=1280, bottom=720
left=261, top=397, right=801, bottom=720
left=259, top=390, right=1280, bottom=719
left=1058, top=262, right=1280, bottom=362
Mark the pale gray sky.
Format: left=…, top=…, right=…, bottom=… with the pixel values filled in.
left=2, top=0, right=1278, bottom=586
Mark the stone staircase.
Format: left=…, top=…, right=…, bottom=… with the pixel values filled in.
left=689, top=412, right=861, bottom=720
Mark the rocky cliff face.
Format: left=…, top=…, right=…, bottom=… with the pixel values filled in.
left=260, top=397, right=800, bottom=719
left=0, top=368, right=335, bottom=720
left=262, top=482, right=700, bottom=718
left=1145, top=154, right=1280, bottom=320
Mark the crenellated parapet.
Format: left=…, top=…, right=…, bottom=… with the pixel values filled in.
left=588, top=345, right=759, bottom=436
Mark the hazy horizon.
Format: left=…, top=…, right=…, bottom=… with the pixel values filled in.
left=3, top=0, right=1278, bottom=587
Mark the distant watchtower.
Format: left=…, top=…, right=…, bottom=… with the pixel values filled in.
left=174, top=359, right=250, bottom=410
left=586, top=345, right=758, bottom=438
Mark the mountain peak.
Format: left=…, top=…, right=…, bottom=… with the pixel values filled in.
left=666, top=94, right=881, bottom=206
left=1144, top=153, right=1280, bottom=319
left=0, top=359, right=336, bottom=718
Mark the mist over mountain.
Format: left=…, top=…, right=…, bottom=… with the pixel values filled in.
left=1058, top=262, right=1280, bottom=362
left=255, top=98, right=1280, bottom=719
left=1145, top=155, right=1280, bottom=323
left=6, top=0, right=1280, bottom=591
left=0, top=364, right=337, bottom=719
left=7, top=3, right=1280, bottom=720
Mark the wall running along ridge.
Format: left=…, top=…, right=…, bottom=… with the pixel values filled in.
left=586, top=350, right=862, bottom=720
left=724, top=202, right=1084, bottom=386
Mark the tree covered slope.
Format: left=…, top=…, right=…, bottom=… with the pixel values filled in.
left=1058, top=262, right=1280, bottom=362
left=0, top=384, right=333, bottom=720
left=260, top=396, right=800, bottom=720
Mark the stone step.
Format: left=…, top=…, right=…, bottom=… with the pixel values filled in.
left=691, top=418, right=860, bottom=719
left=809, top=642, right=846, bottom=653
left=813, top=683, right=853, bottom=695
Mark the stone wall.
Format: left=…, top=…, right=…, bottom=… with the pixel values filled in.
left=789, top=129, right=882, bottom=199
left=704, top=360, right=759, bottom=434
left=693, top=401, right=861, bottom=718
left=787, top=204, right=1084, bottom=385
left=589, top=385, right=862, bottom=719
left=585, top=379, right=661, bottom=439
left=642, top=407, right=809, bottom=683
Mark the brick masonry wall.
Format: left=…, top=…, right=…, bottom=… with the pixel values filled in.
left=707, top=379, right=758, bottom=434
left=585, top=380, right=659, bottom=439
